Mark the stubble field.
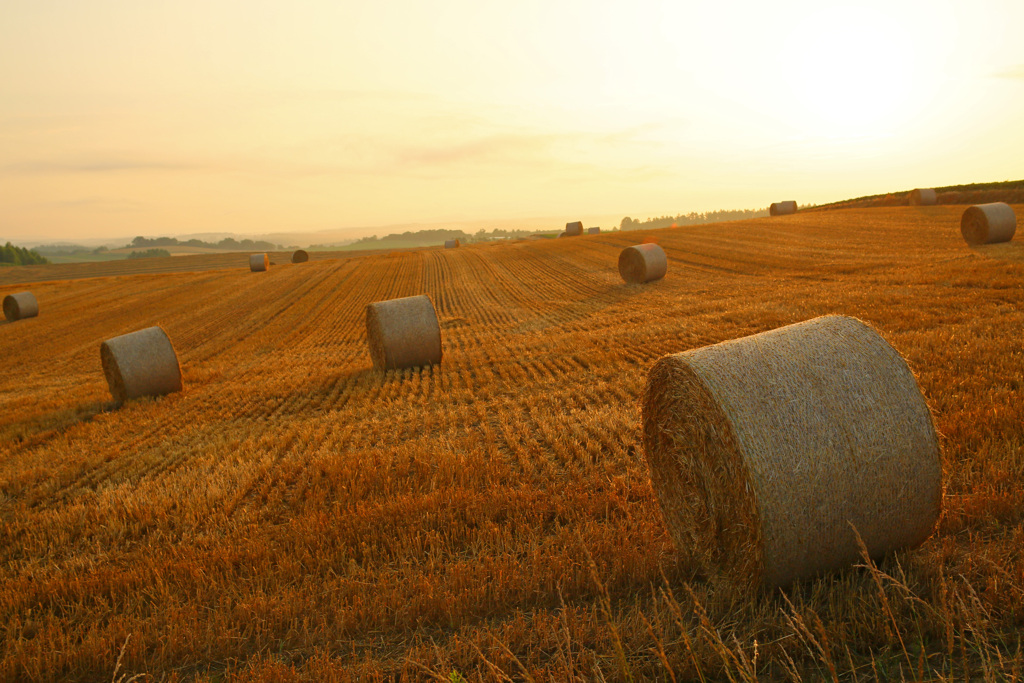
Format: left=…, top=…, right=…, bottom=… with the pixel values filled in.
left=1, top=206, right=1022, bottom=681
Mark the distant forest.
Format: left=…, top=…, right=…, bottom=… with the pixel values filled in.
left=128, top=236, right=281, bottom=251
left=127, top=248, right=172, bottom=259
left=620, top=208, right=768, bottom=231
left=0, top=242, right=49, bottom=266
left=332, top=227, right=540, bottom=250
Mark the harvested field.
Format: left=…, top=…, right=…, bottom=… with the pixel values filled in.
left=1, top=206, right=1023, bottom=681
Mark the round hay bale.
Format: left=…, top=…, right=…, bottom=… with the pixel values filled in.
left=908, top=188, right=937, bottom=206
left=365, top=294, right=442, bottom=371
left=444, top=239, right=460, bottom=249
left=587, top=227, right=601, bottom=235
left=564, top=221, right=584, bottom=236
left=100, top=326, right=183, bottom=404
left=960, top=202, right=1016, bottom=245
left=642, top=315, right=941, bottom=591
left=291, top=249, right=309, bottom=263
left=249, top=253, right=269, bottom=272
left=769, top=201, right=797, bottom=216
left=3, top=291, right=39, bottom=322
left=619, top=244, right=667, bottom=284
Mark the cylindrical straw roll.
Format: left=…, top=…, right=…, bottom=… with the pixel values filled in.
left=365, top=294, right=442, bottom=371
left=291, top=249, right=309, bottom=263
left=769, top=201, right=797, bottom=216
left=587, top=227, right=601, bottom=234
left=250, top=254, right=269, bottom=271
left=3, top=291, right=39, bottom=322
left=100, top=326, right=183, bottom=404
left=619, top=244, right=667, bottom=284
left=564, top=221, right=584, bottom=236
left=642, top=315, right=942, bottom=590
left=960, top=203, right=1016, bottom=245
left=444, top=239, right=460, bottom=249
left=908, top=188, right=937, bottom=206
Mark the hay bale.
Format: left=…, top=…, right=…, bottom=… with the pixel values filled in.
left=249, top=253, right=269, bottom=271
left=3, top=291, right=39, bottom=322
left=769, top=201, right=797, bottom=216
left=960, top=202, right=1016, bottom=245
left=587, top=227, right=601, bottom=235
left=908, top=188, right=937, bottom=206
left=619, top=244, right=667, bottom=284
left=365, top=294, right=442, bottom=371
left=565, top=221, right=584, bottom=236
left=642, top=315, right=941, bottom=591
left=444, top=239, right=460, bottom=249
left=291, top=249, right=309, bottom=264
left=100, top=326, right=183, bottom=404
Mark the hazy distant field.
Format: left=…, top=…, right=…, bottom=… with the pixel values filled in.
left=1, top=207, right=1022, bottom=681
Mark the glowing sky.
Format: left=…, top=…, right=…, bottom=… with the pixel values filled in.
left=2, top=0, right=1023, bottom=241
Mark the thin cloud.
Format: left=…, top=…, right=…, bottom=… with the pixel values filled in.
left=2, top=159, right=208, bottom=174
left=995, top=64, right=1024, bottom=79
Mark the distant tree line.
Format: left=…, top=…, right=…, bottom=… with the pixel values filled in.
left=127, top=249, right=172, bottom=259
left=620, top=208, right=768, bottom=231
left=129, top=236, right=281, bottom=251
left=0, top=242, right=49, bottom=266
left=344, top=226, right=540, bottom=249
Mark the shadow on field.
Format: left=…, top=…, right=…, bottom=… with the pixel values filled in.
left=1, top=400, right=118, bottom=448
left=970, top=242, right=1024, bottom=264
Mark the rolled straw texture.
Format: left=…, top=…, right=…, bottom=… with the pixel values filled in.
left=250, top=254, right=269, bottom=272
left=587, top=227, right=601, bottom=234
left=960, top=203, right=1016, bottom=245
left=100, top=326, right=183, bottom=404
left=564, top=221, right=583, bottom=236
left=444, top=239, right=460, bottom=249
left=908, top=188, right=937, bottom=206
left=291, top=250, right=309, bottom=263
left=3, top=291, right=39, bottom=322
left=619, top=244, right=667, bottom=284
left=769, top=201, right=797, bottom=216
left=642, top=315, right=942, bottom=590
left=365, top=294, right=442, bottom=371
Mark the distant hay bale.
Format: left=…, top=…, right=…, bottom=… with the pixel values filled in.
left=565, top=221, right=584, bottom=236
left=769, top=201, right=797, bottom=216
left=908, top=188, right=937, bottom=206
left=619, top=244, right=667, bottom=284
left=100, top=326, right=183, bottom=404
left=249, top=254, right=269, bottom=271
left=291, top=249, right=309, bottom=263
left=642, top=315, right=942, bottom=591
left=587, top=227, right=601, bottom=235
left=444, top=239, right=460, bottom=249
left=960, top=202, right=1017, bottom=245
left=365, top=294, right=442, bottom=371
left=3, top=291, right=39, bottom=322
left=558, top=232, right=567, bottom=238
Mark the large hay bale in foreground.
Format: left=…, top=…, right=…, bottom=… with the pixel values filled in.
left=565, top=221, right=584, bottom=236
left=908, top=188, right=937, bottom=206
left=250, top=254, right=269, bottom=271
left=960, top=202, right=1016, bottom=245
left=100, top=326, right=183, bottom=404
left=3, top=291, right=39, bottom=322
left=619, top=244, right=667, bottom=283
left=769, top=201, right=797, bottom=216
left=587, top=227, right=601, bottom=235
left=291, top=250, right=309, bottom=263
left=643, top=315, right=941, bottom=591
left=365, top=294, right=442, bottom=371
left=444, top=239, right=460, bottom=249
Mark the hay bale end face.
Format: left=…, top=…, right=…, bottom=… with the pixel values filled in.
left=291, top=249, right=309, bottom=264
left=961, top=202, right=1016, bottom=245
left=769, top=201, right=797, bottom=216
left=444, top=239, right=460, bottom=249
left=908, top=188, right=937, bottom=206
left=619, top=244, right=667, bottom=284
left=3, top=291, right=39, bottom=322
left=249, top=253, right=269, bottom=271
left=642, top=315, right=942, bottom=591
left=365, top=294, right=442, bottom=371
left=587, top=227, right=601, bottom=234
left=564, top=221, right=584, bottom=236
left=100, top=326, right=183, bottom=404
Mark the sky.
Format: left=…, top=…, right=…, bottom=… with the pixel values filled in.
left=2, top=0, right=1023, bottom=243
